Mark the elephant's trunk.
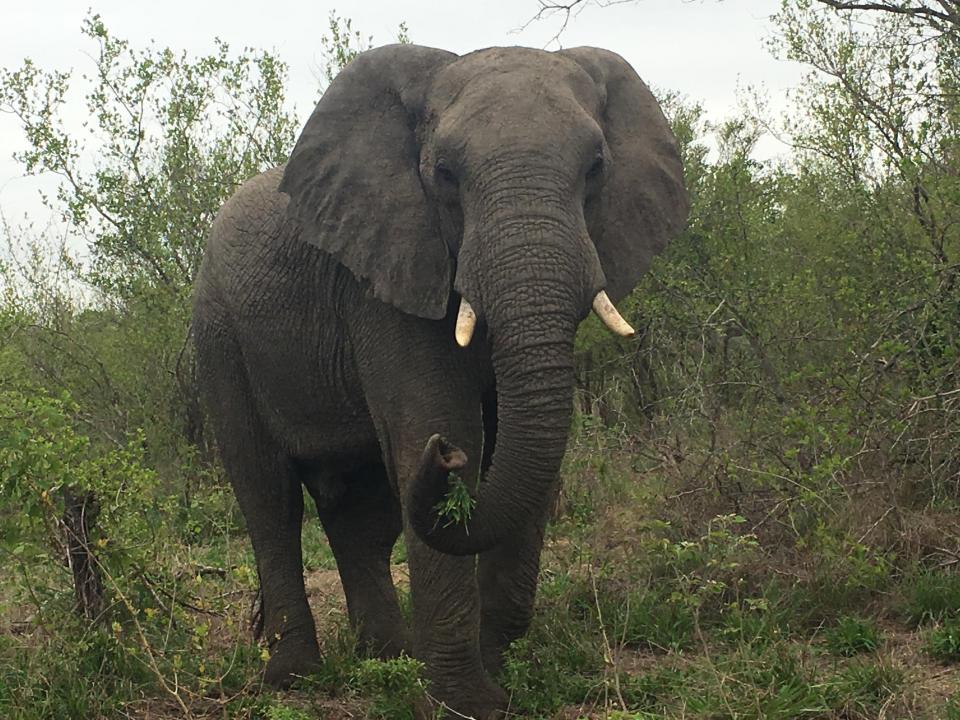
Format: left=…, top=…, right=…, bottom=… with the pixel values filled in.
left=407, top=199, right=590, bottom=555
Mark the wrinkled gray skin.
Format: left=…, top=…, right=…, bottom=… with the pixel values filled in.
left=193, top=44, right=687, bottom=718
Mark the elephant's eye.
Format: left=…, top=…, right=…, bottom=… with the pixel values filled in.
left=435, top=161, right=458, bottom=186
left=586, top=154, right=605, bottom=180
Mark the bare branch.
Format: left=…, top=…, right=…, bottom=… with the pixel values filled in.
left=522, top=0, right=636, bottom=46
left=815, top=0, right=960, bottom=32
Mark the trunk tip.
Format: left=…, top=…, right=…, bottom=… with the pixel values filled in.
left=424, top=434, right=467, bottom=472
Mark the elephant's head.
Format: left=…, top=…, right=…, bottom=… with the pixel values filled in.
left=280, top=45, right=688, bottom=555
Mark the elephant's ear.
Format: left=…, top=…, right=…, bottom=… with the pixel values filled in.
left=559, top=48, right=689, bottom=303
left=280, top=45, right=458, bottom=320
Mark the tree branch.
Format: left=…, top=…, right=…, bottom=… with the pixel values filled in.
left=815, top=0, right=960, bottom=32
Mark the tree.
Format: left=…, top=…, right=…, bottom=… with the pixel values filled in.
left=0, top=14, right=297, bottom=456
left=1, top=14, right=296, bottom=300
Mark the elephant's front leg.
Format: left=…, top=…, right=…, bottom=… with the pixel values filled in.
left=405, top=519, right=508, bottom=718
left=477, top=500, right=553, bottom=675
left=353, top=307, right=506, bottom=718
left=391, top=420, right=506, bottom=719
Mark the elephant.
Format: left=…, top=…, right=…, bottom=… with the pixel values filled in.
left=192, top=43, right=687, bottom=718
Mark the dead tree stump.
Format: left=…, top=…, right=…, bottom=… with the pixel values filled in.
left=61, top=487, right=105, bottom=622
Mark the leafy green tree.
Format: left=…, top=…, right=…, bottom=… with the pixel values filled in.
left=318, top=11, right=410, bottom=88
left=772, top=0, right=959, bottom=499
left=2, top=14, right=296, bottom=300
left=1, top=12, right=413, bottom=463
left=0, top=14, right=297, bottom=458
left=571, top=0, right=959, bottom=557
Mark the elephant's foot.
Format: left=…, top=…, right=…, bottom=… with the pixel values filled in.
left=356, top=624, right=412, bottom=660
left=480, top=612, right=534, bottom=676
left=419, top=675, right=509, bottom=720
left=480, top=638, right=509, bottom=678
left=263, top=629, right=322, bottom=688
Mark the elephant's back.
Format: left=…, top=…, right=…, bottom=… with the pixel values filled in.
left=214, top=166, right=289, bottom=242
left=194, top=167, right=376, bottom=460
left=204, top=166, right=291, bottom=286
left=198, top=166, right=338, bottom=315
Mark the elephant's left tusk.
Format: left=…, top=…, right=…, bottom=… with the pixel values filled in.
left=592, top=290, right=635, bottom=337
left=455, top=298, right=477, bottom=347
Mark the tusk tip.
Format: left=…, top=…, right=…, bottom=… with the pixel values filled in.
left=592, top=290, right=635, bottom=338
left=455, top=298, right=477, bottom=347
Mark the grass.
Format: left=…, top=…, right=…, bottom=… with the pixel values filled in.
left=926, top=618, right=960, bottom=662
left=824, top=615, right=883, bottom=656
left=1, top=436, right=958, bottom=718
left=902, top=570, right=960, bottom=626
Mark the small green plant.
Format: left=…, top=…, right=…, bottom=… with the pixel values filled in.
left=500, top=636, right=599, bottom=714
left=351, top=656, right=426, bottom=720
left=644, top=514, right=761, bottom=627
left=831, top=660, right=905, bottom=713
left=946, top=692, right=960, bottom=720
left=925, top=618, right=960, bottom=662
left=718, top=597, right=787, bottom=647
left=433, top=472, right=476, bottom=529
left=618, top=589, right=695, bottom=651
left=263, top=703, right=314, bottom=720
left=902, top=571, right=960, bottom=626
left=825, top=615, right=882, bottom=656
left=677, top=643, right=830, bottom=718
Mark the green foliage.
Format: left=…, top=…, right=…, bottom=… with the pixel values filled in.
left=501, top=635, right=600, bottom=713
left=263, top=704, right=315, bottom=720
left=830, top=659, right=906, bottom=715
left=318, top=12, right=374, bottom=87
left=0, top=387, right=154, bottom=578
left=574, top=0, right=960, bottom=608
left=901, top=570, right=960, bottom=626
left=925, top=618, right=960, bottom=662
left=0, top=622, right=150, bottom=719
left=433, top=472, right=476, bottom=529
left=351, top=656, right=426, bottom=719
left=1, top=13, right=296, bottom=301
left=615, top=588, right=696, bottom=652
left=0, top=12, right=298, bottom=467
left=947, top=692, right=960, bottom=720
left=825, top=615, right=882, bottom=656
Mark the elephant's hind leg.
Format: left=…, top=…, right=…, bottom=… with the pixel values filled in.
left=306, top=463, right=410, bottom=658
left=197, top=329, right=320, bottom=686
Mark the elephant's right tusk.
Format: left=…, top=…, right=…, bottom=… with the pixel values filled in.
left=592, top=290, right=635, bottom=337
left=455, top=298, right=477, bottom=347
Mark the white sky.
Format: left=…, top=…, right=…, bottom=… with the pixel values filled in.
left=0, top=0, right=805, bottom=228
